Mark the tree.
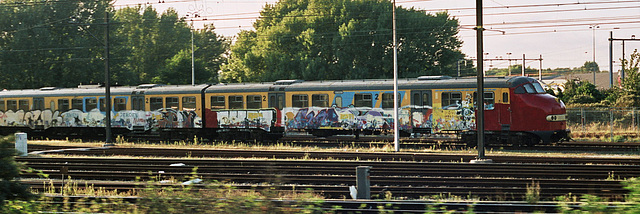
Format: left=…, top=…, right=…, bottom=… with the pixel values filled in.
left=616, top=49, right=640, bottom=107
left=0, top=136, right=35, bottom=205
left=221, top=0, right=463, bottom=82
left=559, top=79, right=603, bottom=104
left=582, top=61, right=600, bottom=73
left=0, top=2, right=229, bottom=89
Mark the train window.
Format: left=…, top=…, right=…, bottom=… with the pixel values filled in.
left=18, top=100, right=29, bottom=111
left=182, top=96, right=196, bottom=110
left=312, top=94, right=329, bottom=107
left=502, top=92, right=509, bottom=103
left=229, top=96, right=244, bottom=109
left=247, top=95, right=262, bottom=109
left=99, top=98, right=107, bottom=111
left=381, top=93, right=395, bottom=109
left=72, top=98, right=83, bottom=110
left=86, top=98, right=97, bottom=111
left=33, top=98, right=44, bottom=110
left=473, top=92, right=495, bottom=110
left=7, top=100, right=17, bottom=111
left=166, top=97, right=179, bottom=109
left=292, top=94, right=309, bottom=108
left=532, top=82, right=546, bottom=93
left=0, top=99, right=4, bottom=111
left=354, top=93, right=372, bottom=107
left=150, top=97, right=163, bottom=110
left=335, top=96, right=342, bottom=107
left=441, top=92, right=461, bottom=108
left=523, top=84, right=536, bottom=94
left=58, top=99, right=70, bottom=111
left=114, top=98, right=127, bottom=111
left=211, top=96, right=225, bottom=109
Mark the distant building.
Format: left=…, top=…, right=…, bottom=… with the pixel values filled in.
left=541, top=72, right=621, bottom=91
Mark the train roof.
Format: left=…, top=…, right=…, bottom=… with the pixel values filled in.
left=136, top=84, right=209, bottom=95
left=0, top=85, right=137, bottom=98
left=283, top=76, right=536, bottom=91
left=204, top=82, right=277, bottom=93
left=0, top=76, right=539, bottom=98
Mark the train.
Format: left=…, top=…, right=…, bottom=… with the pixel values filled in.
left=0, top=76, right=569, bottom=146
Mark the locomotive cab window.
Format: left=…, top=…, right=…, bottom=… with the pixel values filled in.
left=292, top=94, right=309, bottom=108
left=502, top=92, right=509, bottom=103
left=150, top=97, right=163, bottom=110
left=312, top=94, right=329, bottom=107
left=166, top=97, right=179, bottom=109
left=211, top=96, right=225, bottom=109
left=7, top=100, right=17, bottom=111
left=19, top=99, right=29, bottom=111
left=229, top=95, right=244, bottom=109
left=354, top=93, right=372, bottom=107
left=516, top=83, right=546, bottom=94
left=72, top=98, right=83, bottom=110
left=182, top=96, right=196, bottom=110
left=441, top=92, right=462, bottom=109
left=247, top=95, right=262, bottom=109
left=114, top=98, right=127, bottom=111
left=58, top=99, right=69, bottom=111
left=473, top=92, right=495, bottom=110
left=0, top=99, right=4, bottom=111
left=532, top=82, right=546, bottom=93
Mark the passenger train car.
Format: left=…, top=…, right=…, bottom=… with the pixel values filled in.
left=0, top=76, right=569, bottom=146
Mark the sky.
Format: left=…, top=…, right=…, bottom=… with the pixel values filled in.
left=113, top=0, right=640, bottom=71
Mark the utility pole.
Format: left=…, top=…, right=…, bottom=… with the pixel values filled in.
left=392, top=0, right=399, bottom=152
left=522, top=54, right=525, bottom=76
left=191, top=20, right=195, bottom=86
left=104, top=11, right=112, bottom=146
left=472, top=0, right=490, bottom=163
left=609, top=35, right=638, bottom=83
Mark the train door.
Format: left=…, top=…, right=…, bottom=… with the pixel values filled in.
left=499, top=92, right=511, bottom=130
left=268, top=93, right=285, bottom=110
left=410, top=90, right=432, bottom=133
left=132, top=95, right=145, bottom=111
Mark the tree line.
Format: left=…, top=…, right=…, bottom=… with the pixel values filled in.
left=551, top=49, right=640, bottom=108
left=0, top=0, right=228, bottom=89
left=0, top=0, right=470, bottom=90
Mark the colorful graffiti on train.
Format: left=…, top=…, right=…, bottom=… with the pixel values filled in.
left=282, top=107, right=413, bottom=131
left=0, top=108, right=201, bottom=130
left=215, top=109, right=275, bottom=132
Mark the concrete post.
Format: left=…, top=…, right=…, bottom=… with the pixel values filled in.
left=15, top=132, right=27, bottom=156
left=356, top=166, right=371, bottom=199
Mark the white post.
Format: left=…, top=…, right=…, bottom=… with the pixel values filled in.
left=15, top=132, right=27, bottom=156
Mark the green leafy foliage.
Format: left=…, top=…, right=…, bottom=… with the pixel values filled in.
left=221, top=0, right=464, bottom=82
left=0, top=2, right=228, bottom=89
left=0, top=136, right=35, bottom=206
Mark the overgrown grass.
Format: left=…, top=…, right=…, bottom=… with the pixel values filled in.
left=569, top=123, right=640, bottom=142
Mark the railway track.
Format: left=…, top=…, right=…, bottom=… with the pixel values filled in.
left=26, top=144, right=640, bottom=165
left=19, top=157, right=637, bottom=201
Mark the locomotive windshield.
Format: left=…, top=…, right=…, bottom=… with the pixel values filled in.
left=515, top=82, right=546, bottom=94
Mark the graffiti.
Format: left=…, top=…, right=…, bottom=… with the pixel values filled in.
left=216, top=109, right=274, bottom=132
left=283, top=107, right=412, bottom=132
left=432, top=94, right=477, bottom=132
left=0, top=108, right=201, bottom=131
